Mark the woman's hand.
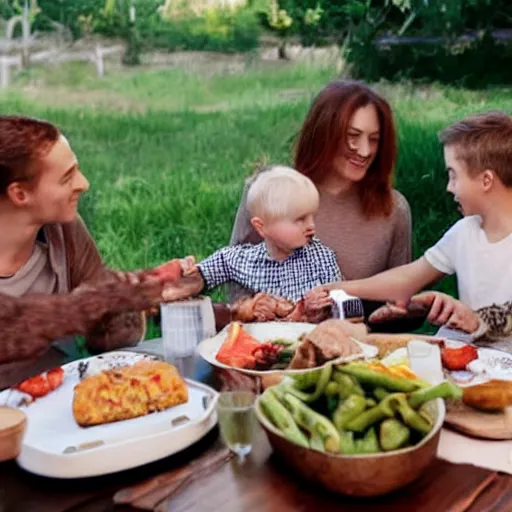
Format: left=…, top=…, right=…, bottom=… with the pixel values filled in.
left=409, top=291, right=480, bottom=334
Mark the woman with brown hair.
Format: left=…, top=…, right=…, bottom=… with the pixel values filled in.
left=228, top=80, right=412, bottom=320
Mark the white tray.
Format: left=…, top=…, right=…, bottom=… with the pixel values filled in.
left=196, top=322, right=378, bottom=376
left=0, top=352, right=218, bottom=479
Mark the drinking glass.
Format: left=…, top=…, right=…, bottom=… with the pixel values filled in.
left=216, top=391, right=257, bottom=463
left=160, top=297, right=215, bottom=360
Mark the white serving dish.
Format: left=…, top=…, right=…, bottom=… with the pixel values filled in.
left=0, top=352, right=218, bottom=479
left=196, top=322, right=378, bottom=376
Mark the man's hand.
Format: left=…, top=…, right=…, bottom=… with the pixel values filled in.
left=409, top=291, right=480, bottom=333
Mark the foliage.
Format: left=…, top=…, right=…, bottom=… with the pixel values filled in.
left=342, top=0, right=512, bottom=86
left=137, top=6, right=260, bottom=53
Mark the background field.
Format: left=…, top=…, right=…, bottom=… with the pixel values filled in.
left=2, top=59, right=512, bottom=334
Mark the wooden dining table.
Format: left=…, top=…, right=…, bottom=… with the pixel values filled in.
left=2, top=339, right=512, bottom=512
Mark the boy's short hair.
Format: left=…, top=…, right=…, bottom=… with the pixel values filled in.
left=439, top=111, right=512, bottom=187
left=247, top=165, right=319, bottom=220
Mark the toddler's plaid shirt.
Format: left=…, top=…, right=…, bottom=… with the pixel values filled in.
left=197, top=238, right=342, bottom=302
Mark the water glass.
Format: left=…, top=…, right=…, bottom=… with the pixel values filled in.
left=160, top=296, right=215, bottom=361
left=216, top=391, right=257, bottom=463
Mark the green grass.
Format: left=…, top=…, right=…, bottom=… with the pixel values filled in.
left=2, top=60, right=512, bottom=327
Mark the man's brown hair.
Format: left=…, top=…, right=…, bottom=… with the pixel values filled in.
left=0, top=115, right=60, bottom=195
left=439, top=111, right=512, bottom=187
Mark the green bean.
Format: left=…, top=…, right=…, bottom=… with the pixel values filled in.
left=260, top=389, right=309, bottom=448
left=310, top=433, right=325, bottom=452
left=345, top=405, right=389, bottom=432
left=325, top=381, right=339, bottom=397
left=344, top=393, right=396, bottom=432
left=373, top=387, right=391, bottom=401
left=387, top=394, right=432, bottom=435
left=332, top=370, right=364, bottom=398
left=407, top=381, right=462, bottom=409
left=366, top=398, right=377, bottom=408
left=338, top=363, right=424, bottom=392
left=333, top=394, right=367, bottom=430
left=285, top=365, right=333, bottom=403
left=355, top=427, right=380, bottom=454
left=339, top=431, right=356, bottom=455
left=282, top=393, right=340, bottom=453
left=380, top=418, right=411, bottom=451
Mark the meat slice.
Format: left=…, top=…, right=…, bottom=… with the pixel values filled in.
left=289, top=320, right=367, bottom=369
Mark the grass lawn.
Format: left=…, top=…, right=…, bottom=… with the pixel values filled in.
left=1, top=57, right=511, bottom=335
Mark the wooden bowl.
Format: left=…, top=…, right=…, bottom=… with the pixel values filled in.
left=0, top=407, right=27, bottom=462
left=255, top=397, right=444, bottom=497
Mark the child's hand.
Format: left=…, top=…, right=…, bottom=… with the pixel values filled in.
left=409, top=291, right=480, bottom=333
left=180, top=255, right=197, bottom=276
left=305, top=287, right=332, bottom=311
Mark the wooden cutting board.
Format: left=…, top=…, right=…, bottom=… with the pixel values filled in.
left=445, top=400, right=512, bottom=440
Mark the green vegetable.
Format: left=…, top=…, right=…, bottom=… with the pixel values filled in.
left=407, top=381, right=462, bottom=409
left=355, top=427, right=380, bottom=454
left=366, top=398, right=377, bottom=408
left=332, top=370, right=364, bottom=398
left=326, top=395, right=339, bottom=414
left=339, top=431, right=356, bottom=454
left=345, top=406, right=389, bottom=432
left=310, top=433, right=325, bottom=452
left=325, top=381, right=339, bottom=397
left=282, top=393, right=340, bottom=453
left=344, top=394, right=396, bottom=432
left=338, top=363, right=425, bottom=392
left=277, top=348, right=296, bottom=363
left=260, top=389, right=309, bottom=448
left=380, top=418, right=411, bottom=451
left=333, top=394, right=367, bottom=430
left=386, top=394, right=432, bottom=435
left=285, top=365, right=333, bottom=403
left=373, top=387, right=390, bottom=401
left=271, top=338, right=296, bottom=347
left=288, top=368, right=323, bottom=390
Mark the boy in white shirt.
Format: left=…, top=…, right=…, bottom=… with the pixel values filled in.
left=318, top=111, right=512, bottom=335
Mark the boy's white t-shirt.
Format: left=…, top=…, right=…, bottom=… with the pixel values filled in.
left=424, top=216, right=512, bottom=310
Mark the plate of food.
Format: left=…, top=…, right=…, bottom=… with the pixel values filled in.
left=431, top=339, right=512, bottom=387
left=196, top=319, right=379, bottom=376
left=0, top=352, right=218, bottom=478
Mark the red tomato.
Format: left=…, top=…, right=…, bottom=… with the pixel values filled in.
left=47, top=367, right=64, bottom=391
left=17, top=367, right=64, bottom=398
left=17, top=375, right=51, bottom=398
left=441, top=345, right=478, bottom=371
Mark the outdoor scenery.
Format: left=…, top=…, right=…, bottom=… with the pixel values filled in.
left=1, top=0, right=511, bottom=336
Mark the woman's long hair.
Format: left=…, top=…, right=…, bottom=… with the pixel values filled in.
left=294, top=80, right=397, bottom=218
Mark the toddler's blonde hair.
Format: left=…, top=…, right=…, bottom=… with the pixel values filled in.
left=246, top=165, right=319, bottom=220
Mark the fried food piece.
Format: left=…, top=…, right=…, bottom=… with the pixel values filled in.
left=463, top=380, right=512, bottom=411
left=73, top=361, right=188, bottom=427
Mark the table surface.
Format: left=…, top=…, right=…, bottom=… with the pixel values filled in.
left=1, top=339, right=512, bottom=512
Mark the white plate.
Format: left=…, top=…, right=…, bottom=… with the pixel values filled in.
left=0, top=352, right=218, bottom=479
left=196, top=322, right=379, bottom=376
left=384, top=339, right=512, bottom=387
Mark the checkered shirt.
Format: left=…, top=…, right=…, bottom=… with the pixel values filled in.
left=197, top=238, right=342, bottom=302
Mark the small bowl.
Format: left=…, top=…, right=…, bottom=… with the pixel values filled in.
left=255, top=397, right=444, bottom=497
left=0, top=407, right=27, bottom=462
